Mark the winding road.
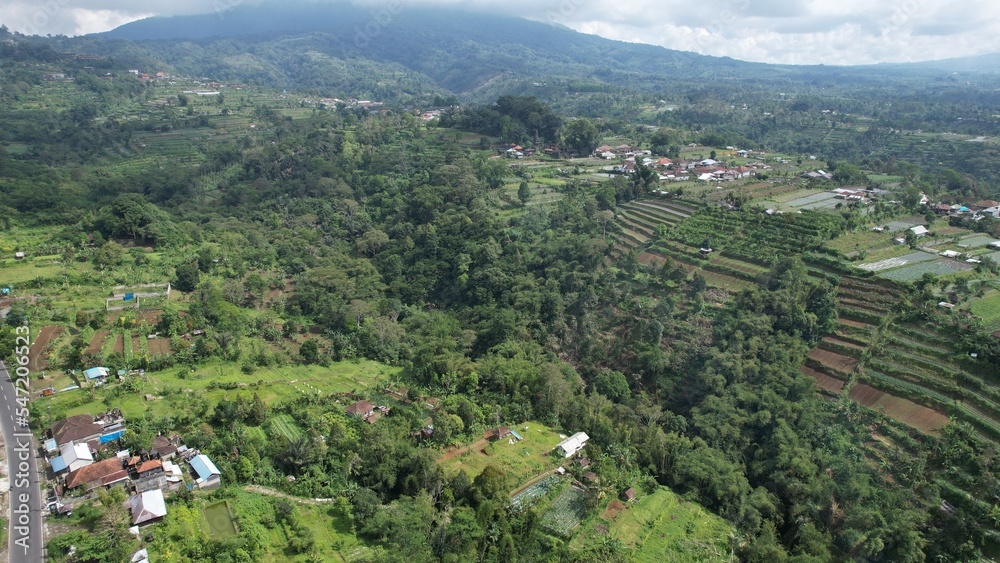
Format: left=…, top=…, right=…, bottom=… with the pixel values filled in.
left=0, top=361, right=45, bottom=562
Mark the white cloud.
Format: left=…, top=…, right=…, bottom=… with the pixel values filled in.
left=2, top=0, right=999, bottom=64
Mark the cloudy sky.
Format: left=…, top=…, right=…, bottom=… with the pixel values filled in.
left=3, top=0, right=999, bottom=65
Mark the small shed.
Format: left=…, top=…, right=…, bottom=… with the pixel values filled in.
left=14, top=252, right=25, bottom=260
left=491, top=426, right=512, bottom=441
left=622, top=487, right=637, bottom=502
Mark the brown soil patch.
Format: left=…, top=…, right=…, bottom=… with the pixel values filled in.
left=637, top=252, right=666, bottom=267
left=602, top=499, right=626, bottom=521
left=29, top=325, right=63, bottom=371
left=837, top=318, right=872, bottom=330
left=112, top=334, right=125, bottom=354
left=138, top=310, right=162, bottom=325
left=822, top=336, right=866, bottom=351
left=147, top=338, right=172, bottom=356
left=807, top=348, right=858, bottom=374
left=85, top=330, right=109, bottom=355
left=849, top=383, right=949, bottom=435
left=439, top=435, right=491, bottom=462
left=800, top=366, right=846, bottom=395
left=131, top=335, right=144, bottom=357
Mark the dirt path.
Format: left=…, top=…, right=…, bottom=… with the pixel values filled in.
left=439, top=436, right=490, bottom=462
left=28, top=325, right=63, bottom=371
left=243, top=485, right=335, bottom=505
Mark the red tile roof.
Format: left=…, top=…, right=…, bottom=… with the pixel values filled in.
left=66, top=458, right=124, bottom=489
left=137, top=460, right=162, bottom=474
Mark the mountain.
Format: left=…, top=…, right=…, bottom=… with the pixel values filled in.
left=61, top=1, right=991, bottom=105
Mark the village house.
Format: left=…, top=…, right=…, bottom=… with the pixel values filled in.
left=346, top=400, right=375, bottom=419
left=51, top=414, right=103, bottom=448
left=491, top=426, right=512, bottom=441
left=129, top=489, right=167, bottom=526
left=189, top=453, right=222, bottom=489
left=84, top=366, right=109, bottom=386
left=136, top=459, right=164, bottom=479
left=554, top=432, right=589, bottom=458
left=64, top=457, right=128, bottom=491
left=51, top=442, right=94, bottom=474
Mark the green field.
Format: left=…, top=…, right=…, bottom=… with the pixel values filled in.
left=968, top=291, right=1000, bottom=327
left=604, top=487, right=734, bottom=562
left=439, top=421, right=565, bottom=488
left=37, top=359, right=399, bottom=422
left=268, top=413, right=304, bottom=441
left=203, top=501, right=238, bottom=539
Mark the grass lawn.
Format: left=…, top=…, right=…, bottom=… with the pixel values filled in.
left=35, top=359, right=400, bottom=422
left=0, top=258, right=72, bottom=285
left=968, top=290, right=1000, bottom=328
left=439, top=421, right=566, bottom=488
left=572, top=486, right=735, bottom=562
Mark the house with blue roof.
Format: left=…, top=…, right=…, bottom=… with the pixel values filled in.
left=50, top=442, right=93, bottom=474
left=189, top=454, right=221, bottom=489
left=83, top=367, right=109, bottom=386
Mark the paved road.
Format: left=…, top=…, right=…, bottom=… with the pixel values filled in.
left=0, top=361, right=45, bottom=563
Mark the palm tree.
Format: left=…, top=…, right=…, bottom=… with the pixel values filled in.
left=280, top=436, right=315, bottom=474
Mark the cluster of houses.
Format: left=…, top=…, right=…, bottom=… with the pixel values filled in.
left=594, top=145, right=767, bottom=182
left=45, top=412, right=221, bottom=528
left=301, top=97, right=385, bottom=110
left=932, top=199, right=1000, bottom=220
left=345, top=399, right=390, bottom=424
left=549, top=431, right=638, bottom=503
left=612, top=155, right=763, bottom=183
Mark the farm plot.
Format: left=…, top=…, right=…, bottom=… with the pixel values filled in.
left=955, top=234, right=997, bottom=249
left=878, top=259, right=972, bottom=282
left=800, top=366, right=846, bottom=395
left=29, top=325, right=63, bottom=371
left=85, top=330, right=109, bottom=355
left=807, top=348, right=857, bottom=375
left=601, top=487, right=735, bottom=563
left=969, top=291, right=1000, bottom=327
left=539, top=487, right=587, bottom=536
left=267, top=414, right=304, bottom=441
left=858, top=251, right=937, bottom=272
left=112, top=334, right=125, bottom=354
left=849, top=383, right=949, bottom=435
left=884, top=220, right=921, bottom=232
left=147, top=337, right=172, bottom=356
left=511, top=474, right=560, bottom=509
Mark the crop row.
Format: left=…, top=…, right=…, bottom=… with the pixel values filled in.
left=862, top=369, right=953, bottom=406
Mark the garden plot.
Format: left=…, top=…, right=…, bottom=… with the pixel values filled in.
left=884, top=220, right=920, bottom=232
left=878, top=259, right=972, bottom=282
left=784, top=192, right=840, bottom=210
left=540, top=487, right=587, bottom=536
left=955, top=234, right=998, bottom=249
left=511, top=474, right=560, bottom=510
left=858, top=251, right=937, bottom=272
left=849, top=383, right=949, bottom=435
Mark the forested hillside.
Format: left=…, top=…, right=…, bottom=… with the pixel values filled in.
left=2, top=18, right=1000, bottom=563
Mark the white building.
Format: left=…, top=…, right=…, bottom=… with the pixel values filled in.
left=554, top=432, right=590, bottom=458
